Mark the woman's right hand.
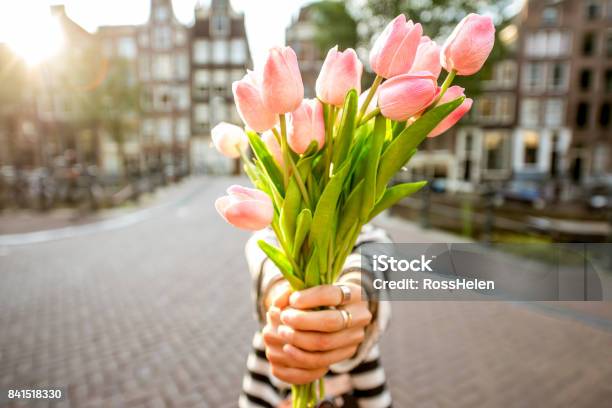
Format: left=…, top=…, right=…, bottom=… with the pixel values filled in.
left=262, top=280, right=329, bottom=384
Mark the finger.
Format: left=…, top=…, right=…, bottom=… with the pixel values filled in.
left=289, top=283, right=363, bottom=309
left=280, top=303, right=371, bottom=333
left=272, top=284, right=292, bottom=309
left=265, top=345, right=293, bottom=367
left=266, top=306, right=282, bottom=327
left=262, top=324, right=285, bottom=347
left=277, top=325, right=365, bottom=352
left=269, top=364, right=327, bottom=385
left=282, top=343, right=358, bottom=370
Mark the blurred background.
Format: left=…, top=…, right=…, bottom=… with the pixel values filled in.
left=1, top=1, right=611, bottom=407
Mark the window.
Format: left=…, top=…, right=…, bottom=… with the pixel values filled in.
left=174, top=86, right=190, bottom=110
left=523, top=131, right=539, bottom=165
left=156, top=6, right=169, bottom=21
left=154, top=27, right=172, bottom=49
left=152, top=54, right=173, bottom=80
left=158, top=118, right=173, bottom=144
left=153, top=86, right=172, bottom=111
left=211, top=95, right=227, bottom=123
left=230, top=39, right=247, bottom=64
left=522, top=63, right=545, bottom=91
left=582, top=32, right=596, bottom=56
left=605, top=69, right=612, bottom=91
left=211, top=15, right=229, bottom=36
left=212, top=70, right=229, bottom=94
left=549, top=63, right=568, bottom=91
left=193, top=69, right=210, bottom=98
left=476, top=96, right=495, bottom=121
left=175, top=52, right=189, bottom=80
left=193, top=40, right=209, bottom=64
left=544, top=99, right=565, bottom=127
left=212, top=40, right=228, bottom=64
left=194, top=103, right=210, bottom=130
left=525, top=30, right=570, bottom=57
left=176, top=117, right=190, bottom=141
left=600, top=103, right=611, bottom=128
left=579, top=69, right=593, bottom=90
left=232, top=68, right=244, bottom=82
left=606, top=33, right=612, bottom=57
left=118, top=37, right=136, bottom=59
left=142, top=119, right=155, bottom=136
left=586, top=1, right=601, bottom=20
left=499, top=95, right=515, bottom=123
left=484, top=131, right=508, bottom=171
left=542, top=7, right=559, bottom=25
left=496, top=61, right=516, bottom=87
left=576, top=102, right=590, bottom=128
left=521, top=98, right=540, bottom=127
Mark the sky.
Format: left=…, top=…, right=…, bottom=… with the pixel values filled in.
left=0, top=0, right=524, bottom=68
left=0, top=0, right=314, bottom=68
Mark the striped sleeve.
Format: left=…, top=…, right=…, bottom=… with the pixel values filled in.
left=330, top=224, right=392, bottom=373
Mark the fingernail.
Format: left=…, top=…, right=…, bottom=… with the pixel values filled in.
left=289, top=292, right=300, bottom=305
left=282, top=343, right=295, bottom=354
left=277, top=325, right=293, bottom=341
left=280, top=310, right=294, bottom=324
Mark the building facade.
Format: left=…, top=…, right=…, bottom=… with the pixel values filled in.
left=286, top=4, right=325, bottom=98
left=514, top=0, right=612, bottom=197
left=190, top=0, right=251, bottom=174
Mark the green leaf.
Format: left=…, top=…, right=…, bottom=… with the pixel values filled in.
left=292, top=208, right=312, bottom=260
left=331, top=89, right=358, bottom=168
left=246, top=130, right=285, bottom=196
left=309, top=160, right=351, bottom=258
left=369, top=181, right=427, bottom=220
left=337, top=179, right=364, bottom=245
left=258, top=240, right=304, bottom=290
left=361, top=115, right=386, bottom=221
left=279, top=177, right=302, bottom=244
left=376, top=97, right=464, bottom=197
left=304, top=245, right=320, bottom=287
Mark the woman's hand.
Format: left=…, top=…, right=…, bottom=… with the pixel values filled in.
left=262, top=282, right=372, bottom=384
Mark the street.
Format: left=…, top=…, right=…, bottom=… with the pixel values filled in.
left=1, top=177, right=611, bottom=407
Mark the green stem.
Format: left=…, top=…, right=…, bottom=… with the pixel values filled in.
left=318, top=377, right=325, bottom=400
left=271, top=221, right=302, bottom=280
left=279, top=114, right=290, bottom=188
left=324, top=105, right=336, bottom=182
left=357, top=74, right=382, bottom=123
left=358, top=107, right=380, bottom=126
left=430, top=69, right=457, bottom=108
left=272, top=128, right=312, bottom=209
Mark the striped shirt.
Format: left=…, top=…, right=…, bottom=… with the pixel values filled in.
left=240, top=225, right=393, bottom=408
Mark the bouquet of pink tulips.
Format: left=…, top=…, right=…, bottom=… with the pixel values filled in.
left=214, top=13, right=494, bottom=407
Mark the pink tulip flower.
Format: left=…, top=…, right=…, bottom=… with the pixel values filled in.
left=316, top=46, right=363, bottom=106
left=215, top=185, right=274, bottom=231
left=232, top=70, right=278, bottom=132
left=261, top=130, right=284, bottom=168
left=409, top=36, right=442, bottom=79
left=369, top=14, right=423, bottom=79
left=441, top=13, right=495, bottom=76
left=262, top=46, right=304, bottom=114
left=378, top=71, right=438, bottom=121
left=211, top=122, right=248, bottom=159
left=428, top=86, right=473, bottom=137
left=288, top=99, right=326, bottom=154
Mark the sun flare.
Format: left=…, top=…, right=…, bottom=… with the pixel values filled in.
left=0, top=1, right=64, bottom=65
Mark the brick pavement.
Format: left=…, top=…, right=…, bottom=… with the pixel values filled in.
left=1, top=176, right=611, bottom=407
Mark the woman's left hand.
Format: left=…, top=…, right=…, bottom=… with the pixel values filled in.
left=262, top=283, right=371, bottom=381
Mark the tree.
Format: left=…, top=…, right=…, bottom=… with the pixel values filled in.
left=309, top=1, right=359, bottom=52
left=0, top=45, right=28, bottom=167
left=357, top=0, right=517, bottom=93
left=76, top=50, right=141, bottom=182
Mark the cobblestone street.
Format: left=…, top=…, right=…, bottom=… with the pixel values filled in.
left=1, top=177, right=611, bottom=407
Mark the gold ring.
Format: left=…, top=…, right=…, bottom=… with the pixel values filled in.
left=339, top=309, right=352, bottom=330
left=336, top=284, right=351, bottom=306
